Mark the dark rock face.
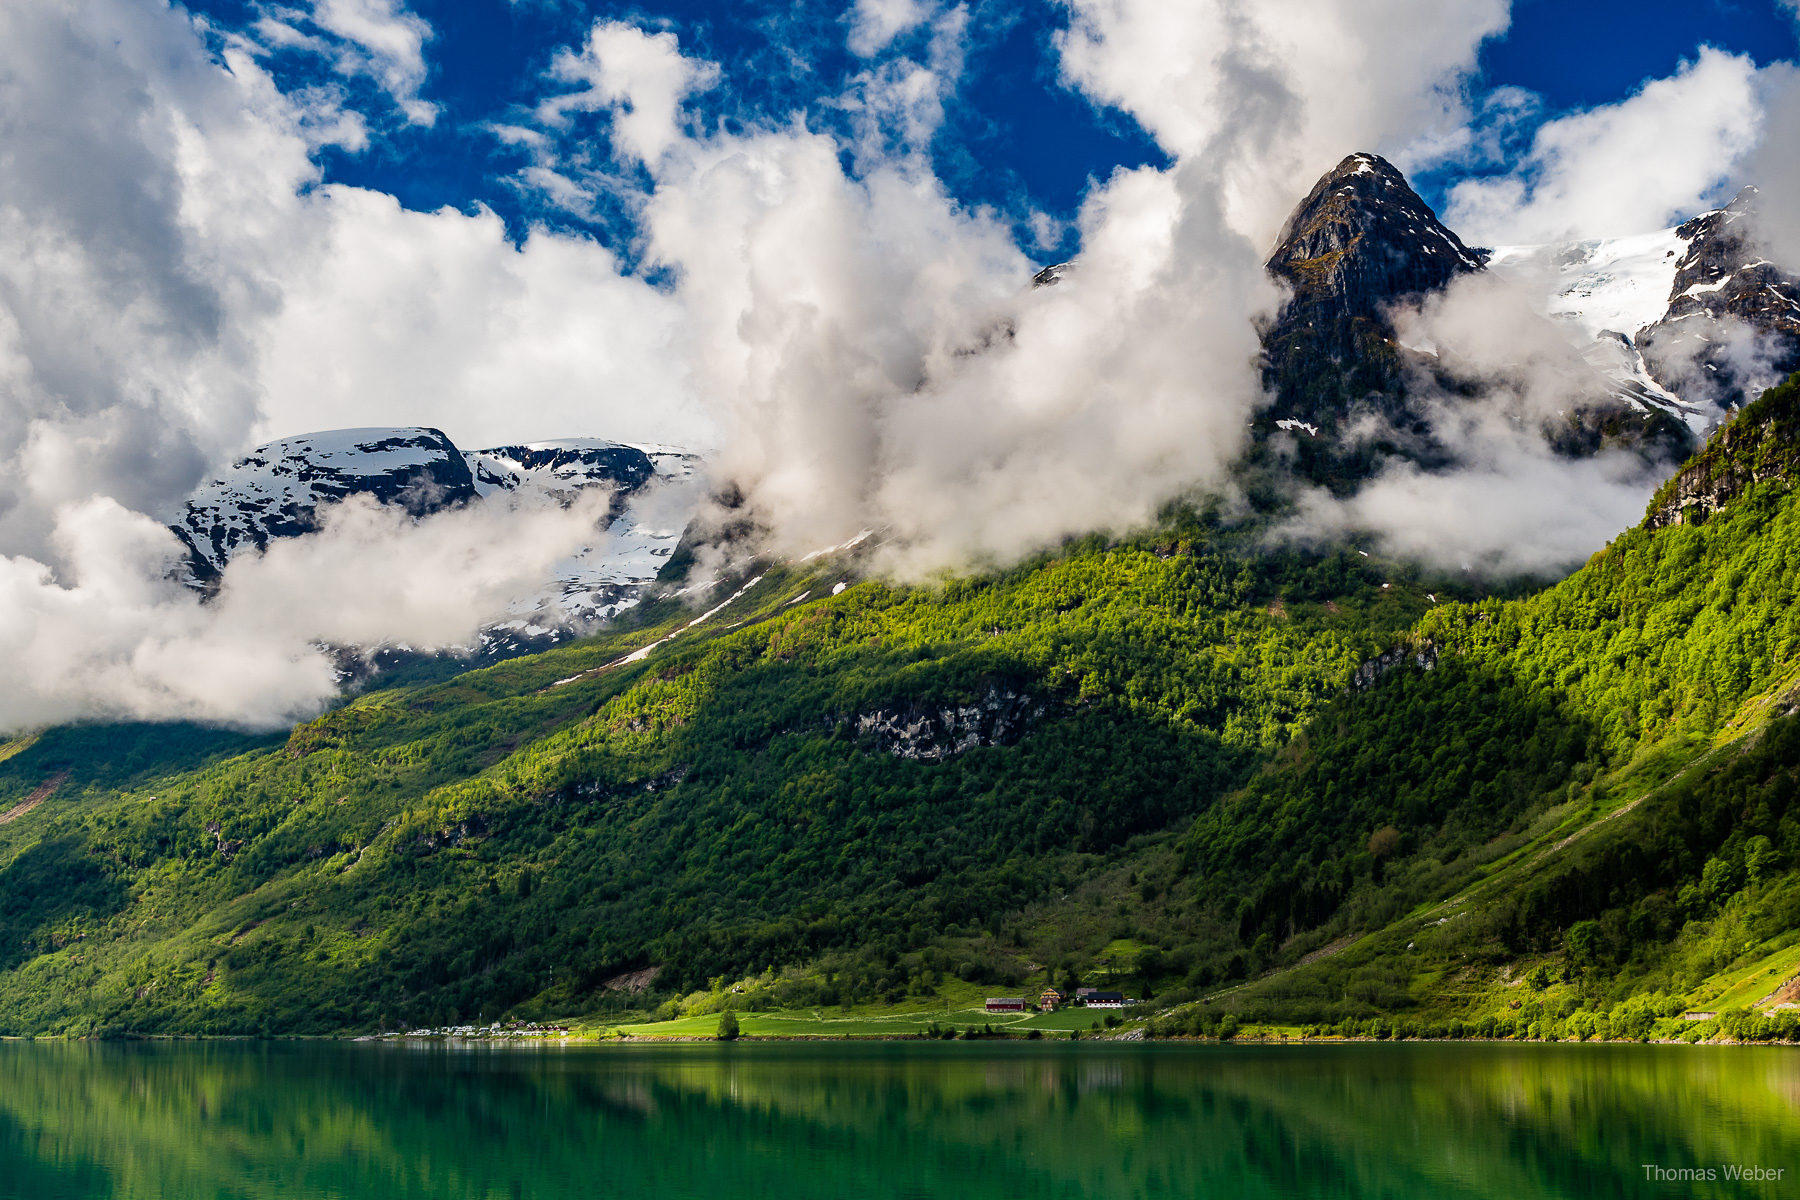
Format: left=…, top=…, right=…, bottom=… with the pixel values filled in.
left=856, top=683, right=1042, bottom=762
left=469, top=443, right=655, bottom=498
left=1351, top=640, right=1439, bottom=691
left=171, top=428, right=478, bottom=585
left=1646, top=371, right=1800, bottom=530
left=1260, top=153, right=1485, bottom=432
left=1640, top=187, right=1800, bottom=413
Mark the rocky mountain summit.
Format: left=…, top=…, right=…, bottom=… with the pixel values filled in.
left=1261, top=152, right=1486, bottom=434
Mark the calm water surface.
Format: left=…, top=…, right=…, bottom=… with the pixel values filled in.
left=2, top=1040, right=1797, bottom=1199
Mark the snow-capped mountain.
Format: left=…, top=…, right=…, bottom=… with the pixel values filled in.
left=474, top=440, right=704, bottom=638
left=169, top=428, right=705, bottom=646
left=1488, top=186, right=1800, bottom=428
left=170, top=428, right=480, bottom=582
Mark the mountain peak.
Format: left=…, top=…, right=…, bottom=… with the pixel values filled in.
left=1266, top=152, right=1485, bottom=310
left=1256, top=152, right=1485, bottom=455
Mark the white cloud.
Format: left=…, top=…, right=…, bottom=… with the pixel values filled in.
left=847, top=0, right=933, bottom=57
left=840, top=3, right=969, bottom=162
left=1056, top=0, right=1511, bottom=246
left=1443, top=48, right=1764, bottom=244
left=0, top=490, right=611, bottom=731
left=617, top=29, right=1282, bottom=568
left=251, top=187, right=700, bottom=451
left=1292, top=449, right=1659, bottom=575
left=1282, top=271, right=1679, bottom=573
left=536, top=21, right=719, bottom=165
left=306, top=0, right=438, bottom=126
left=1747, top=62, right=1800, bottom=270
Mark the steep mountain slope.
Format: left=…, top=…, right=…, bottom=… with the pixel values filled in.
left=1178, top=372, right=1800, bottom=1035
left=1639, top=187, right=1800, bottom=413
left=1259, top=153, right=1483, bottom=455
left=3, top=377, right=1800, bottom=1039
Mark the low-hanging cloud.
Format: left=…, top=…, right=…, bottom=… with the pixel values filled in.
left=0, top=489, right=615, bottom=731
left=1278, top=271, right=1677, bottom=573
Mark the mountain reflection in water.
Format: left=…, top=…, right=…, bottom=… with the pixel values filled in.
left=1, top=1041, right=1797, bottom=1199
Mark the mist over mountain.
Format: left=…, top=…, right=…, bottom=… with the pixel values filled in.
left=124, top=151, right=1800, bottom=694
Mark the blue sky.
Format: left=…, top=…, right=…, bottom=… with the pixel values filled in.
left=184, top=0, right=1800, bottom=257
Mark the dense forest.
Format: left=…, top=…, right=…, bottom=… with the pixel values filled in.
left=2, top=375, right=1799, bottom=1042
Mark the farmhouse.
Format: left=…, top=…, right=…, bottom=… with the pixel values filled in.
left=1085, top=991, right=1131, bottom=1009
left=1040, top=988, right=1064, bottom=1011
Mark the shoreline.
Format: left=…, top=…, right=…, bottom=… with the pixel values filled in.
left=4, top=1030, right=1795, bottom=1047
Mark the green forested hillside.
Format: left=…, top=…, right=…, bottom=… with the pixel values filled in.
left=2, top=377, right=1799, bottom=1041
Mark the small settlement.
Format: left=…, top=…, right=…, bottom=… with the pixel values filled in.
left=985, top=989, right=1136, bottom=1014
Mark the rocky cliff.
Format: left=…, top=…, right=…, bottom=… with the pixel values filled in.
left=1638, top=187, right=1800, bottom=414
left=1647, top=371, right=1800, bottom=529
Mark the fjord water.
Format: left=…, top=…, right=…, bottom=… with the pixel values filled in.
left=2, top=1042, right=1797, bottom=1199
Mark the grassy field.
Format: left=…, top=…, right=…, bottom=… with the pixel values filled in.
left=1697, top=940, right=1800, bottom=1012
left=613, top=1005, right=1123, bottom=1039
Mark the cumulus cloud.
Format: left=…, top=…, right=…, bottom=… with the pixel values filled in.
left=537, top=22, right=720, bottom=165
left=1056, top=0, right=1511, bottom=247
left=1443, top=48, right=1764, bottom=244
left=840, top=4, right=969, bottom=161
left=847, top=0, right=935, bottom=57
left=252, top=188, right=699, bottom=450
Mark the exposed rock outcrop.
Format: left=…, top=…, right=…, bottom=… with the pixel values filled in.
left=1350, top=640, right=1439, bottom=691
left=856, top=682, right=1042, bottom=762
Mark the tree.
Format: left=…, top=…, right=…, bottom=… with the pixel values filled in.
left=716, top=1010, right=739, bottom=1041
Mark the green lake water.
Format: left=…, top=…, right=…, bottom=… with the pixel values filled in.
left=2, top=1040, right=1797, bottom=1199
